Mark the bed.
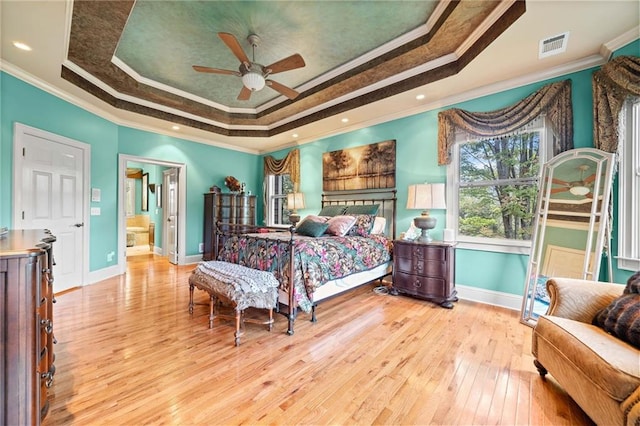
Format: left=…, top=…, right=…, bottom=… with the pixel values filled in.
left=215, top=189, right=397, bottom=335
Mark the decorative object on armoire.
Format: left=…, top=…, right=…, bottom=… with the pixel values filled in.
left=406, top=183, right=446, bottom=243
left=1, top=229, right=56, bottom=425
left=224, top=176, right=242, bottom=192
left=520, top=148, right=616, bottom=326
left=202, top=192, right=256, bottom=261
left=322, top=140, right=396, bottom=191
left=210, top=185, right=221, bottom=193
left=287, top=192, right=305, bottom=226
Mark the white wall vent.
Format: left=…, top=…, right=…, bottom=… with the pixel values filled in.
left=539, top=32, right=569, bottom=59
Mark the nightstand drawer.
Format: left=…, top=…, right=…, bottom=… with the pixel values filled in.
left=394, top=273, right=448, bottom=298
left=396, top=257, right=446, bottom=277
left=394, top=243, right=446, bottom=261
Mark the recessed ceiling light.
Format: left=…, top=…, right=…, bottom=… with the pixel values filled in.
left=416, top=94, right=425, bottom=100
left=292, top=133, right=298, bottom=138
left=172, top=125, right=180, bottom=130
left=13, top=41, right=32, bottom=51
left=341, top=118, right=349, bottom=123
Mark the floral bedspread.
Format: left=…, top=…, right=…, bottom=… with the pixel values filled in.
left=217, top=233, right=392, bottom=313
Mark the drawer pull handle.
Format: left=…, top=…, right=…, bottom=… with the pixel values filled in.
left=41, top=372, right=53, bottom=388
left=413, top=280, right=422, bottom=288
left=40, top=318, right=53, bottom=334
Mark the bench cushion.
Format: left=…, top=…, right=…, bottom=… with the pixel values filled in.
left=190, top=261, right=278, bottom=310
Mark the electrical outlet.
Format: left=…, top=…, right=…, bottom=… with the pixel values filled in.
left=198, top=243, right=204, bottom=253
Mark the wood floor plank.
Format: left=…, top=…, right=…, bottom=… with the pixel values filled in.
left=41, top=254, right=595, bottom=425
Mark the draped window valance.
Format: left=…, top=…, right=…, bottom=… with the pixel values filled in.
left=592, top=55, right=640, bottom=153
left=437, top=79, right=574, bottom=165
left=263, top=149, right=300, bottom=186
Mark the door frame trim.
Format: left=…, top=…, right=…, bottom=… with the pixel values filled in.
left=117, top=154, right=187, bottom=272
left=12, top=122, right=91, bottom=288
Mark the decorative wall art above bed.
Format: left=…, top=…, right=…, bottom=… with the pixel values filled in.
left=322, top=140, right=396, bottom=191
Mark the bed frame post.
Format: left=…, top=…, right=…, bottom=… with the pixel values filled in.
left=287, top=226, right=296, bottom=335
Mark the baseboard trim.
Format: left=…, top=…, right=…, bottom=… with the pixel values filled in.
left=455, top=284, right=523, bottom=311
left=185, top=254, right=203, bottom=264
left=88, top=265, right=120, bottom=285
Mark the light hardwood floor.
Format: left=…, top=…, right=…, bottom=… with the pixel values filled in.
left=42, top=254, right=593, bottom=425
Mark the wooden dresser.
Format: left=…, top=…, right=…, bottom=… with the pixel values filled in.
left=392, top=240, right=457, bottom=308
left=202, top=192, right=256, bottom=261
left=0, top=229, right=56, bottom=425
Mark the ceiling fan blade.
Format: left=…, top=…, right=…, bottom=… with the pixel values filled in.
left=584, top=173, right=597, bottom=183
left=551, top=178, right=570, bottom=186
left=264, top=54, right=306, bottom=75
left=192, top=65, right=241, bottom=76
left=237, top=86, right=252, bottom=101
left=266, top=80, right=299, bottom=100
left=218, top=32, right=250, bottom=65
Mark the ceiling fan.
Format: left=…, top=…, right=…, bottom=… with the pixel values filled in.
left=192, top=32, right=306, bottom=101
left=550, top=164, right=596, bottom=197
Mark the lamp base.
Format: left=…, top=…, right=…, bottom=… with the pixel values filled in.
left=414, top=215, right=437, bottom=243
left=289, top=213, right=301, bottom=227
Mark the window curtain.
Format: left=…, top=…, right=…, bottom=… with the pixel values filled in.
left=263, top=149, right=300, bottom=186
left=592, top=55, right=640, bottom=153
left=437, top=80, right=573, bottom=165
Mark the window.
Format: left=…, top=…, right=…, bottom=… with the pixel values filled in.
left=617, top=97, right=640, bottom=271
left=265, top=174, right=294, bottom=226
left=447, top=117, right=555, bottom=253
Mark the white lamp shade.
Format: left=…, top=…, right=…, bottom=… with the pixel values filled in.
left=287, top=192, right=305, bottom=211
left=242, top=72, right=266, bottom=91
left=407, top=183, right=446, bottom=210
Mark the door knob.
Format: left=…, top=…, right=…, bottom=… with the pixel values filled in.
left=72, top=223, right=84, bottom=228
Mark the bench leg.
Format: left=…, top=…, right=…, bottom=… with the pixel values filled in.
left=188, top=282, right=195, bottom=314
left=268, top=308, right=273, bottom=331
left=234, top=309, right=242, bottom=346
left=209, top=295, right=216, bottom=329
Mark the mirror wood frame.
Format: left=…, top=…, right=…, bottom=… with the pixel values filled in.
left=520, top=148, right=616, bottom=327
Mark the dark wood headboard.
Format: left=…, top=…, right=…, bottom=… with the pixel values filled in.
left=321, top=189, right=397, bottom=239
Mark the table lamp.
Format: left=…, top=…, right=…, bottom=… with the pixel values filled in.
left=407, top=183, right=446, bottom=243
left=287, top=192, right=305, bottom=226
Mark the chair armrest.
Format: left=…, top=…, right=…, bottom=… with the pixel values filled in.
left=546, top=277, right=625, bottom=323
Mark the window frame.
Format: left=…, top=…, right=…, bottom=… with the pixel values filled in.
left=616, top=97, right=640, bottom=271
left=446, top=117, right=556, bottom=254
left=265, top=174, right=292, bottom=227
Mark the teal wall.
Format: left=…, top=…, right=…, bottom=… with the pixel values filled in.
left=265, top=40, right=639, bottom=293
left=1, top=39, right=637, bottom=292
left=0, top=73, right=261, bottom=272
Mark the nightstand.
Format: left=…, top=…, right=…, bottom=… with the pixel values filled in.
left=391, top=239, right=457, bottom=308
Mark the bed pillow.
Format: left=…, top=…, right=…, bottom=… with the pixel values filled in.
left=370, top=216, right=387, bottom=235
left=592, top=270, right=640, bottom=348
left=301, top=214, right=329, bottom=224
left=344, top=204, right=380, bottom=216
left=325, top=215, right=357, bottom=236
left=295, top=219, right=330, bottom=237
left=318, top=205, right=348, bottom=217
left=347, top=214, right=377, bottom=237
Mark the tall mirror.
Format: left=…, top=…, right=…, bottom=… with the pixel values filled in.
left=521, top=148, right=616, bottom=326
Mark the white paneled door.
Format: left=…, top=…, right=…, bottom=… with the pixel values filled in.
left=13, top=124, right=87, bottom=293
left=164, top=168, right=179, bottom=264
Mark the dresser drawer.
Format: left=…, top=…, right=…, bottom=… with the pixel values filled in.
left=394, top=243, right=446, bottom=261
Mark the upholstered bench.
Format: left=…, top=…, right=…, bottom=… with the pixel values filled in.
left=188, top=260, right=279, bottom=346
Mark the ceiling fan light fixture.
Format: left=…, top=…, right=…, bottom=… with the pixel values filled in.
left=242, top=71, right=265, bottom=92
left=569, top=185, right=590, bottom=196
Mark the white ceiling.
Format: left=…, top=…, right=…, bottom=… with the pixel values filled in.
left=1, top=1, right=638, bottom=154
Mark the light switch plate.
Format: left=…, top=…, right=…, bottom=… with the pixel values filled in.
left=90, top=207, right=101, bottom=216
